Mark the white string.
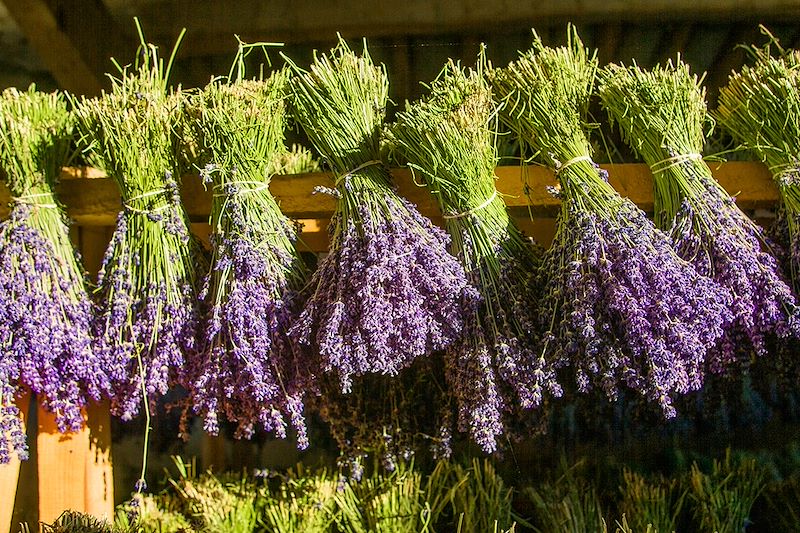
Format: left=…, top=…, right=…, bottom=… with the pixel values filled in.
left=554, top=155, right=593, bottom=175
left=212, top=180, right=269, bottom=197
left=443, top=190, right=498, bottom=220
left=334, top=160, right=383, bottom=185
left=123, top=188, right=170, bottom=215
left=650, top=153, right=702, bottom=174
left=12, top=192, right=58, bottom=208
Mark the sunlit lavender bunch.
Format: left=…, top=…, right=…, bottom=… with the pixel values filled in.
left=489, top=26, right=733, bottom=417
left=390, top=61, right=559, bottom=452
left=284, top=39, right=477, bottom=394
left=187, top=70, right=311, bottom=445
left=717, top=33, right=800, bottom=291
left=0, top=87, right=107, bottom=463
left=74, top=39, right=206, bottom=421
left=600, top=58, right=800, bottom=372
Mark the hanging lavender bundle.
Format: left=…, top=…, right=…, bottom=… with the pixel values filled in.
left=389, top=62, right=559, bottom=452
left=488, top=27, right=732, bottom=417
left=187, top=70, right=311, bottom=446
left=283, top=39, right=477, bottom=393
left=0, top=87, right=107, bottom=463
left=716, top=35, right=800, bottom=290
left=74, top=37, right=206, bottom=422
left=598, top=59, right=799, bottom=373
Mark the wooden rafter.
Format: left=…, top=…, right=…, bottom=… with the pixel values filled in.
left=129, top=0, right=800, bottom=58
left=2, top=0, right=132, bottom=95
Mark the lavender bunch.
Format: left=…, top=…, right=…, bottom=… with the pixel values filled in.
left=389, top=62, right=559, bottom=452
left=488, top=27, right=732, bottom=417
left=0, top=87, right=105, bottom=463
left=283, top=39, right=477, bottom=392
left=187, top=70, right=311, bottom=445
left=73, top=36, right=206, bottom=422
left=599, top=59, right=799, bottom=372
left=716, top=34, right=800, bottom=290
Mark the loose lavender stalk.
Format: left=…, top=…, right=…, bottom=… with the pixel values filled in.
left=73, top=37, right=206, bottom=422
left=283, top=39, right=477, bottom=393
left=187, top=71, right=311, bottom=446
left=390, top=62, right=559, bottom=452
left=599, top=59, right=799, bottom=372
left=488, top=27, right=732, bottom=417
left=0, top=87, right=106, bottom=463
left=716, top=34, right=800, bottom=289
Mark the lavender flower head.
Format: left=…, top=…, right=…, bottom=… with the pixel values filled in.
left=0, top=204, right=102, bottom=462
left=598, top=60, right=800, bottom=371
left=286, top=39, right=476, bottom=392
left=74, top=60, right=206, bottom=421
left=390, top=63, right=561, bottom=452
left=670, top=170, right=800, bottom=371
left=185, top=75, right=312, bottom=445
left=94, top=180, right=205, bottom=420
left=291, top=194, right=477, bottom=392
left=539, top=176, right=733, bottom=417
left=0, top=87, right=106, bottom=463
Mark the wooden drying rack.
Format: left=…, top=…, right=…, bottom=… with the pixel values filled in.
left=0, top=161, right=780, bottom=531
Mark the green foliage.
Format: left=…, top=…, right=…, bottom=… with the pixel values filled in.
left=31, top=510, right=132, bottom=533
left=524, top=459, right=606, bottom=533
left=687, top=451, right=766, bottom=533
left=618, top=469, right=684, bottom=533
left=446, top=458, right=517, bottom=533
left=260, top=465, right=338, bottom=533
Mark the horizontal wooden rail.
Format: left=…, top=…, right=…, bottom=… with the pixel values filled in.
left=0, top=162, right=779, bottom=226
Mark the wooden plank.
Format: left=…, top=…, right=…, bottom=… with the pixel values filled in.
left=0, top=162, right=781, bottom=225
left=78, top=227, right=115, bottom=520
left=36, top=404, right=89, bottom=524
left=130, top=0, right=800, bottom=58
left=0, top=393, right=30, bottom=533
left=83, top=402, right=114, bottom=520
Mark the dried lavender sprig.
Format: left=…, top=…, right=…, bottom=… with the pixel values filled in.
left=390, top=61, right=559, bottom=452
left=186, top=71, right=311, bottom=446
left=73, top=34, right=206, bottom=422
left=283, top=38, right=477, bottom=393
left=0, top=87, right=104, bottom=463
left=599, top=59, right=800, bottom=371
left=716, top=31, right=800, bottom=289
left=488, top=26, right=733, bottom=417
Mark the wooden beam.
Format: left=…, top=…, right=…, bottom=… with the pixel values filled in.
left=1, top=0, right=132, bottom=95
left=0, top=162, right=780, bottom=226
left=127, top=0, right=800, bottom=58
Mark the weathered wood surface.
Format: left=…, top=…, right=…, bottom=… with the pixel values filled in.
left=0, top=161, right=780, bottom=224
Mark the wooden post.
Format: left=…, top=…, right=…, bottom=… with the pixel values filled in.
left=80, top=226, right=115, bottom=520
left=84, top=401, right=114, bottom=520
left=1, top=393, right=30, bottom=533
left=36, top=405, right=90, bottom=525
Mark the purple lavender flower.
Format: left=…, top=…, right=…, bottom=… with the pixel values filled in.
left=670, top=171, right=800, bottom=372
left=539, top=182, right=733, bottom=418
left=0, top=203, right=104, bottom=462
left=188, top=192, right=311, bottom=446
left=291, top=196, right=477, bottom=392
left=94, top=195, right=205, bottom=421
